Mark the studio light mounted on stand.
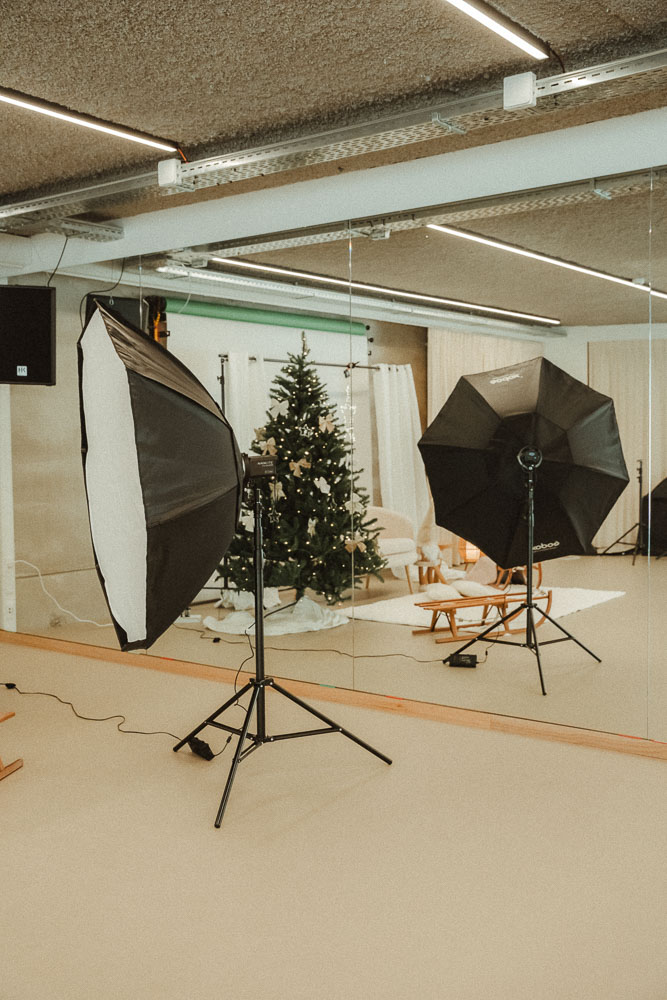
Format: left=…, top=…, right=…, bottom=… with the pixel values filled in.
left=174, top=452, right=392, bottom=828
left=418, top=356, right=630, bottom=694
left=78, top=302, right=390, bottom=827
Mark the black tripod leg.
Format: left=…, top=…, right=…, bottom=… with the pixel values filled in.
left=525, top=607, right=547, bottom=696
left=173, top=680, right=255, bottom=752
left=215, top=683, right=262, bottom=828
left=269, top=681, right=392, bottom=765
left=442, top=604, right=526, bottom=659
left=538, top=610, right=601, bottom=663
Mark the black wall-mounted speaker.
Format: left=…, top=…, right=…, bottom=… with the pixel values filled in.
left=0, top=285, right=56, bottom=385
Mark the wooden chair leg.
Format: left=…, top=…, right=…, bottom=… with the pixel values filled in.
left=0, top=755, right=23, bottom=781
left=1, top=710, right=23, bottom=781
left=405, top=566, right=413, bottom=594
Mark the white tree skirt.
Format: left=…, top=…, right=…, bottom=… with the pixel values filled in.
left=203, top=596, right=348, bottom=636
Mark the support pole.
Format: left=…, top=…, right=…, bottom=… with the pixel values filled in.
left=0, top=385, right=17, bottom=632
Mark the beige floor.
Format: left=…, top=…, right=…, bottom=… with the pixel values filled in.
left=1, top=643, right=667, bottom=1000
left=32, top=555, right=666, bottom=742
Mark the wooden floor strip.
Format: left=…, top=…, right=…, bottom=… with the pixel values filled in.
left=2, top=629, right=666, bottom=761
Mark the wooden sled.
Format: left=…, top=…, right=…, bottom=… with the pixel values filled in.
left=412, top=588, right=553, bottom=644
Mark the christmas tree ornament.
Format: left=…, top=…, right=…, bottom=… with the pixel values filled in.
left=260, top=436, right=277, bottom=456
left=270, top=481, right=285, bottom=501
left=318, top=413, right=335, bottom=433
left=289, top=456, right=311, bottom=477
left=269, top=398, right=289, bottom=418
left=314, top=476, right=331, bottom=494
left=344, top=534, right=367, bottom=554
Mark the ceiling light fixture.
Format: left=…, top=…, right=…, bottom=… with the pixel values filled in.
left=209, top=256, right=560, bottom=325
left=0, top=87, right=178, bottom=152
left=439, top=0, right=550, bottom=60
left=427, top=224, right=667, bottom=301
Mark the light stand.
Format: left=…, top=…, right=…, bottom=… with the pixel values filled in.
left=174, top=464, right=391, bottom=827
left=599, top=459, right=644, bottom=564
left=442, top=446, right=601, bottom=695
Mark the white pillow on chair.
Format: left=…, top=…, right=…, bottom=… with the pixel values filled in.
left=423, top=583, right=462, bottom=600
left=453, top=580, right=499, bottom=598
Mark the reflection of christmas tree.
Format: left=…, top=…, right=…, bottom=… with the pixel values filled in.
left=224, top=342, right=385, bottom=603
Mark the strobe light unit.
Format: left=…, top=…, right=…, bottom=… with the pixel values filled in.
left=79, top=302, right=390, bottom=826
left=78, top=301, right=244, bottom=650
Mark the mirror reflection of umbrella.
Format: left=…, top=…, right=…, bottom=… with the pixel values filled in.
left=78, top=302, right=244, bottom=651
left=419, top=356, right=629, bottom=695
left=419, top=356, right=629, bottom=569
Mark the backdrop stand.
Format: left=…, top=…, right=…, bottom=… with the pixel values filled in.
left=174, top=478, right=392, bottom=828
left=442, top=447, right=601, bottom=696
left=599, top=459, right=645, bottom=564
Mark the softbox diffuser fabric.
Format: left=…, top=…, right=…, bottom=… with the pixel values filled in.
left=419, top=356, right=629, bottom=568
left=78, top=302, right=244, bottom=650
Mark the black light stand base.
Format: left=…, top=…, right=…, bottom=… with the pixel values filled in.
left=174, top=676, right=392, bottom=827
left=599, top=460, right=645, bottom=564
left=442, top=602, right=601, bottom=696
left=173, top=473, right=391, bottom=828
left=442, top=449, right=602, bottom=696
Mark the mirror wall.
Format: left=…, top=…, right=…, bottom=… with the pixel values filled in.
left=649, top=169, right=667, bottom=743
left=9, top=167, right=664, bottom=745
left=345, top=174, right=656, bottom=737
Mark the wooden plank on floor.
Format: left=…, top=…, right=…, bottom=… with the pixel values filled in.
left=2, top=629, right=666, bottom=761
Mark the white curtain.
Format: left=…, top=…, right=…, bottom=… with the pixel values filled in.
left=426, top=328, right=543, bottom=558
left=372, top=364, right=430, bottom=539
left=427, top=327, right=543, bottom=421
left=224, top=352, right=269, bottom=452
left=588, top=339, right=667, bottom=549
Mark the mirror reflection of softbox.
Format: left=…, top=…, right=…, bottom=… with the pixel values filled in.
left=78, top=302, right=244, bottom=651
left=419, top=356, right=629, bottom=568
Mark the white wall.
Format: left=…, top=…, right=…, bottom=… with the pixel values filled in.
left=542, top=322, right=667, bottom=383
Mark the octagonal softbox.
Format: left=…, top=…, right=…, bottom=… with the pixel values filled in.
left=78, top=302, right=243, bottom=650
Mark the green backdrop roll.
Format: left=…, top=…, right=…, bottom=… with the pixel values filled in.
left=164, top=298, right=367, bottom=336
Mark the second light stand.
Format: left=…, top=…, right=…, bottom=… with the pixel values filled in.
left=443, top=446, right=601, bottom=695
left=174, top=467, right=392, bottom=827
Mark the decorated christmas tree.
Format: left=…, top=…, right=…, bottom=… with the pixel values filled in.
left=224, top=341, right=385, bottom=604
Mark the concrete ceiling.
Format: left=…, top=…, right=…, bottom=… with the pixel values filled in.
left=2, top=0, right=667, bottom=201
left=2, top=1, right=667, bottom=327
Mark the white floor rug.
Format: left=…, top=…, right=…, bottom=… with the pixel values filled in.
left=345, top=587, right=625, bottom=630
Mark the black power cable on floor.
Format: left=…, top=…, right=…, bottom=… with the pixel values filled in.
left=0, top=681, right=234, bottom=757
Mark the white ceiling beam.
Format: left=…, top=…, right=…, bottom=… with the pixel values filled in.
left=11, top=106, right=667, bottom=278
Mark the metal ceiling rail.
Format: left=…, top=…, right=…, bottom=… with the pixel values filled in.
left=157, top=49, right=667, bottom=193
left=174, top=171, right=657, bottom=259
left=0, top=47, right=665, bottom=235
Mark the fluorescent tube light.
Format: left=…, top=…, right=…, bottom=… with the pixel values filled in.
left=427, top=224, right=667, bottom=301
left=209, top=257, right=560, bottom=325
left=440, top=0, right=549, bottom=60
left=0, top=88, right=178, bottom=152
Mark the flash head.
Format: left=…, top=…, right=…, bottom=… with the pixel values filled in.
left=517, top=445, right=543, bottom=471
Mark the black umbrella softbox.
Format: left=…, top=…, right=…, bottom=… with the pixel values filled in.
left=419, top=356, right=629, bottom=568
left=78, top=302, right=244, bottom=650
